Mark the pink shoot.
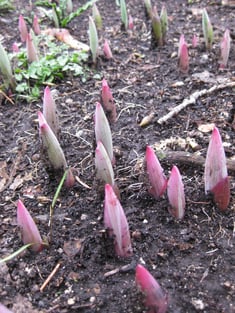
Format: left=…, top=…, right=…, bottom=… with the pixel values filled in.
left=43, top=86, right=59, bottom=137
left=95, top=102, right=114, bottom=164
left=178, top=34, right=189, bottom=74
left=104, top=184, right=132, bottom=257
left=38, top=111, right=67, bottom=172
left=101, top=78, right=116, bottom=123
left=220, top=29, right=231, bottom=69
left=103, top=39, right=113, bottom=59
left=167, top=165, right=185, bottom=220
left=33, top=15, right=41, bottom=35
left=12, top=42, right=20, bottom=53
left=135, top=264, right=168, bottom=313
left=0, top=303, right=13, bottom=313
left=145, top=146, right=167, bottom=199
left=95, top=141, right=115, bottom=187
left=17, top=199, right=43, bottom=252
left=26, top=33, right=39, bottom=62
left=204, top=127, right=230, bottom=211
left=18, top=15, right=28, bottom=42
left=128, top=15, right=134, bottom=30
left=192, top=34, right=199, bottom=48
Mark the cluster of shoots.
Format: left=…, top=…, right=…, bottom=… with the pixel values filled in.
left=145, top=2, right=168, bottom=46
left=204, top=127, right=230, bottom=211
left=145, top=146, right=185, bottom=220
left=135, top=264, right=168, bottom=313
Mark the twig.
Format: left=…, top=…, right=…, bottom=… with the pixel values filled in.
left=159, top=150, right=235, bottom=173
left=40, top=262, right=61, bottom=292
left=157, top=81, right=235, bottom=124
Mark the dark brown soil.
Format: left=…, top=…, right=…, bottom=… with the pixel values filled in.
left=0, top=1, right=235, bottom=313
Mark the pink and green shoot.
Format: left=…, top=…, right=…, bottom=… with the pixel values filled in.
left=101, top=78, right=116, bottom=123
left=104, top=184, right=132, bottom=257
left=43, top=86, right=59, bottom=137
left=89, top=16, right=99, bottom=64
left=220, top=29, right=231, bottom=69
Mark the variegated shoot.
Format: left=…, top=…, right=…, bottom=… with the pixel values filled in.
left=135, top=264, right=168, bottom=313
left=89, top=16, right=99, bottom=64
left=0, top=42, right=16, bottom=90
left=151, top=6, right=163, bottom=46
left=204, top=127, right=230, bottom=211
left=95, top=102, right=114, bottom=164
left=38, top=111, right=67, bottom=172
left=104, top=184, right=132, bottom=257
left=17, top=199, right=43, bottom=252
left=101, top=78, right=116, bottom=123
left=202, top=8, right=214, bottom=50
left=92, top=3, right=102, bottom=30
left=145, top=146, right=167, bottom=199
left=167, top=165, right=185, bottom=220
left=160, top=5, right=168, bottom=44
left=43, top=86, right=59, bottom=137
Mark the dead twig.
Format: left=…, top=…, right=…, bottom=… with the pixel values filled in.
left=40, top=262, right=61, bottom=292
left=157, top=81, right=235, bottom=124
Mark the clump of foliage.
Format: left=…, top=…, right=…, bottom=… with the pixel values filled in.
left=0, top=0, right=14, bottom=13
left=35, top=0, right=95, bottom=27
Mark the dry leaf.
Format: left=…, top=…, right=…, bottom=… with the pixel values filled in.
left=198, top=123, right=215, bottom=133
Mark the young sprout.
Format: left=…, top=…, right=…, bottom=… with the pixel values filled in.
left=104, top=184, right=132, bottom=257
left=0, top=42, right=16, bottom=90
left=192, top=34, right=199, bottom=48
left=17, top=199, right=43, bottom=252
left=101, top=78, right=116, bottom=123
left=89, top=16, right=99, bottom=64
left=38, top=111, right=67, bottom=172
left=167, top=165, right=185, bottom=220
left=95, top=102, right=114, bottom=164
left=144, top=0, right=152, bottom=18
left=12, top=42, right=20, bottom=53
left=145, top=146, right=167, bottom=199
left=43, top=86, right=59, bottom=137
left=160, top=5, right=168, bottom=44
left=178, top=34, right=189, bottom=74
left=18, top=14, right=28, bottom=42
left=151, top=6, right=163, bottom=46
left=204, top=127, right=230, bottom=211
left=33, top=15, right=41, bottom=35
left=220, top=29, right=231, bottom=69
left=135, top=264, right=168, bottom=313
left=92, top=3, right=102, bottom=30
left=26, top=33, right=39, bottom=62
left=103, top=39, right=113, bottom=59
left=128, top=15, right=134, bottom=30
left=120, top=0, right=128, bottom=30
left=202, top=8, right=214, bottom=50
left=95, top=141, right=115, bottom=187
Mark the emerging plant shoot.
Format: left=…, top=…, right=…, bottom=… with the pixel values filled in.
left=33, top=15, right=41, bottom=35
left=43, top=86, right=59, bottom=137
left=92, top=3, right=102, bottom=30
left=18, top=14, right=28, bottom=42
left=151, top=6, right=163, bottom=46
left=220, top=29, right=231, bottom=69
left=95, top=141, right=115, bottom=187
left=103, top=39, right=113, bottom=59
left=38, top=111, right=67, bottom=172
left=120, top=0, right=128, bottom=30
left=95, top=102, right=114, bottom=164
left=26, top=33, right=39, bottom=63
left=178, top=34, right=189, bottom=74
left=104, top=184, right=132, bottom=257
left=135, top=264, right=168, bottom=313
left=89, top=16, right=99, bottom=64
left=0, top=42, right=16, bottom=90
left=202, top=8, right=214, bottom=50
left=167, top=165, right=185, bottom=220
left=101, top=78, right=116, bottom=123
left=160, top=5, right=168, bottom=44
left=204, top=127, right=230, bottom=211
left=145, top=146, right=167, bottom=199
left=17, top=199, right=43, bottom=252
left=144, top=0, right=152, bottom=18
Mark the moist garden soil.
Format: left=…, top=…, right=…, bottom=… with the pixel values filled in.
left=0, top=0, right=235, bottom=312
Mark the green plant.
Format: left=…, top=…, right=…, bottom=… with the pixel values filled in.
left=120, top=0, right=128, bottom=30
left=35, top=0, right=95, bottom=28
left=89, top=16, right=99, bottom=64
left=11, top=36, right=88, bottom=101
left=0, top=0, right=14, bottom=13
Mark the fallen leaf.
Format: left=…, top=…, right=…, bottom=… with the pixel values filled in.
left=198, top=123, right=215, bottom=133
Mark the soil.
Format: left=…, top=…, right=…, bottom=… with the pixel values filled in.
left=0, top=0, right=235, bottom=313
